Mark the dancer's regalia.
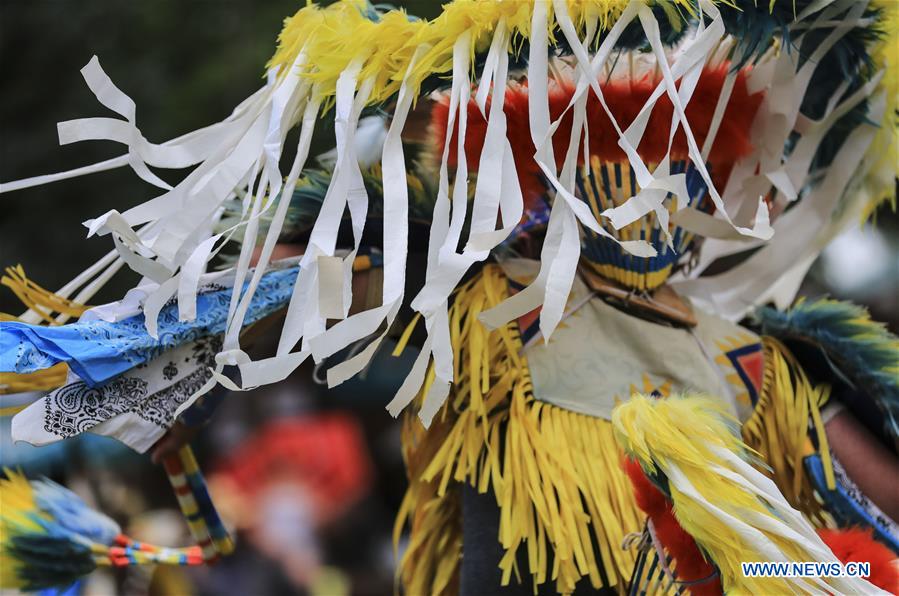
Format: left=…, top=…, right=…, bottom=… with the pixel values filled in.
left=1, top=1, right=898, bottom=593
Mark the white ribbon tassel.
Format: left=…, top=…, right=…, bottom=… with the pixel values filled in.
left=389, top=22, right=531, bottom=426
left=309, top=45, right=430, bottom=389
left=0, top=53, right=320, bottom=337
left=481, top=1, right=658, bottom=338
left=673, top=90, right=884, bottom=320
left=480, top=0, right=558, bottom=332
left=672, top=1, right=880, bottom=320
left=277, top=59, right=373, bottom=359
left=221, top=52, right=314, bottom=351
left=192, top=59, right=378, bottom=404
left=398, top=30, right=471, bottom=426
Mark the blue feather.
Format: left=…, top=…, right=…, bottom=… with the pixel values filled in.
left=32, top=479, right=121, bottom=546
left=755, top=298, right=899, bottom=439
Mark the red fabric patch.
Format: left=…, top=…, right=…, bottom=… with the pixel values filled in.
left=727, top=344, right=764, bottom=403
left=736, top=350, right=763, bottom=394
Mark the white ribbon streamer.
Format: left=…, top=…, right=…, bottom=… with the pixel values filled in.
left=311, top=44, right=430, bottom=388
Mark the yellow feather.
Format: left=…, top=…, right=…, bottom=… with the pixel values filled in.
left=742, top=337, right=834, bottom=524
left=613, top=395, right=869, bottom=593
left=266, top=0, right=733, bottom=109
left=1, top=467, right=49, bottom=587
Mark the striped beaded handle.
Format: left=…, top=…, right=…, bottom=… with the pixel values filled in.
left=162, top=445, right=234, bottom=563
left=94, top=537, right=204, bottom=568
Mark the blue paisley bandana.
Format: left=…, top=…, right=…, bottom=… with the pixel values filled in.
left=0, top=267, right=298, bottom=387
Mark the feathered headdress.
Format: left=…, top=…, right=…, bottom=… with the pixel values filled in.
left=756, top=297, right=899, bottom=440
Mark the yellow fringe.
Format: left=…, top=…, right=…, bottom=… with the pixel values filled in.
left=0, top=364, right=69, bottom=397
left=0, top=266, right=85, bottom=395
left=741, top=337, right=833, bottom=526
left=395, top=265, right=641, bottom=595
left=1, top=265, right=87, bottom=324
left=394, top=411, right=463, bottom=596
left=613, top=395, right=842, bottom=594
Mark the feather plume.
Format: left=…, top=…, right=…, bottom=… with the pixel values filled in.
left=1, top=470, right=203, bottom=591
left=1, top=471, right=106, bottom=591
left=612, top=394, right=887, bottom=594
left=755, top=298, right=899, bottom=440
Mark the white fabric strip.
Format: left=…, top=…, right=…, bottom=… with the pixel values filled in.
left=537, top=1, right=659, bottom=253
left=221, top=51, right=314, bottom=341
left=674, top=91, right=883, bottom=320
left=402, top=31, right=472, bottom=426
left=412, top=23, right=518, bottom=313
left=188, top=59, right=375, bottom=409
left=224, top=89, right=320, bottom=344
left=638, top=2, right=773, bottom=240
left=673, top=2, right=857, bottom=251
left=479, top=0, right=557, bottom=331
left=277, top=59, right=371, bottom=358
left=481, top=1, right=656, bottom=336
left=400, top=22, right=534, bottom=423
left=13, top=54, right=303, bottom=338
left=1, top=62, right=268, bottom=196
left=673, top=1, right=877, bottom=317
left=540, top=16, right=597, bottom=338
left=310, top=44, right=430, bottom=388
left=545, top=1, right=680, bottom=242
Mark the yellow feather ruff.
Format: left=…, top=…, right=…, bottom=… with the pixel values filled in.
left=268, top=0, right=715, bottom=106
left=612, top=394, right=854, bottom=593
left=741, top=337, right=834, bottom=525
left=394, top=265, right=641, bottom=595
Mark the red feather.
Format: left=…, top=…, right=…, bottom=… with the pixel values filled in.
left=431, top=65, right=764, bottom=210
left=818, top=528, right=899, bottom=593
left=623, top=458, right=723, bottom=595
